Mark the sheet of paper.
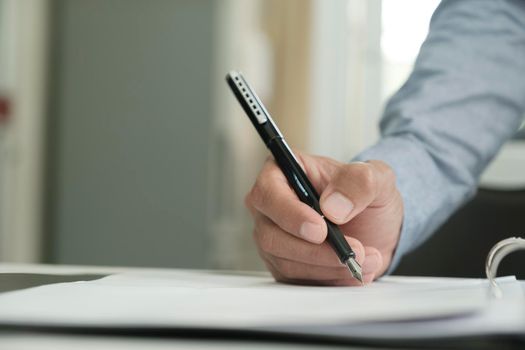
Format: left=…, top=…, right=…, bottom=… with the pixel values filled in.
left=276, top=278, right=525, bottom=340
left=0, top=270, right=519, bottom=333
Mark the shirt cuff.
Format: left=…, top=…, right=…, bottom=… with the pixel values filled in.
left=352, top=135, right=435, bottom=274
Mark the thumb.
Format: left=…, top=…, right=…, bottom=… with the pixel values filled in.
left=319, top=160, right=396, bottom=225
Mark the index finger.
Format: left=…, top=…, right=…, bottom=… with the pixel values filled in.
left=246, top=158, right=327, bottom=244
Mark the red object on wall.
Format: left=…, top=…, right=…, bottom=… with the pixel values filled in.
left=0, top=96, right=10, bottom=124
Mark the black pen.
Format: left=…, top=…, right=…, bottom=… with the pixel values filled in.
left=226, top=71, right=363, bottom=283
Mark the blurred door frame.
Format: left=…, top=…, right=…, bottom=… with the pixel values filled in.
left=0, top=0, right=48, bottom=263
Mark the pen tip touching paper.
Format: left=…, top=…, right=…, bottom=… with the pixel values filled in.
left=346, top=257, right=363, bottom=284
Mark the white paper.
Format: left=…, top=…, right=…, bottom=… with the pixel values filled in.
left=0, top=270, right=520, bottom=334
left=276, top=278, right=525, bottom=340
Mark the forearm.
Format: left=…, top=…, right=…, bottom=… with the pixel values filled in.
left=355, top=0, right=525, bottom=271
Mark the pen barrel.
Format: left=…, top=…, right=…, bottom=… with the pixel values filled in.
left=267, top=137, right=320, bottom=209
left=326, top=221, right=356, bottom=262
left=268, top=138, right=355, bottom=263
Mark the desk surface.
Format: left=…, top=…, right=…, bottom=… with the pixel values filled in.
left=0, top=263, right=522, bottom=350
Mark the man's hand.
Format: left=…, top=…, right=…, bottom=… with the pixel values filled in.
left=245, top=152, right=403, bottom=286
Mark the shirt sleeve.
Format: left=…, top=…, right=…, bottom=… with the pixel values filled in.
left=353, top=0, right=525, bottom=272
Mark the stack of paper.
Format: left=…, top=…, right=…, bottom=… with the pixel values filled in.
left=0, top=270, right=523, bottom=342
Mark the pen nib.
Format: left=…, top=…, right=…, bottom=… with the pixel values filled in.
left=345, top=257, right=363, bottom=284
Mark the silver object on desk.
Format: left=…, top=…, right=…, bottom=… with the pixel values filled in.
left=485, top=237, right=525, bottom=298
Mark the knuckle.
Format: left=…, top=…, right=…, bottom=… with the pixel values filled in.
left=249, top=160, right=283, bottom=210
left=248, top=182, right=267, bottom=209
left=354, top=163, right=376, bottom=192
left=370, top=160, right=396, bottom=183
left=261, top=157, right=280, bottom=178
left=383, top=164, right=396, bottom=184
left=336, top=163, right=376, bottom=193
left=255, top=227, right=275, bottom=253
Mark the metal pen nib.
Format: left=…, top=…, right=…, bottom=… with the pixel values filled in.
left=345, top=257, right=363, bottom=284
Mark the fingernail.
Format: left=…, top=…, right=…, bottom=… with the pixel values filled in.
left=299, top=222, right=324, bottom=243
left=323, top=192, right=353, bottom=221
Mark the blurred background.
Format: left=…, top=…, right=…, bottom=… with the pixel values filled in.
left=0, top=0, right=523, bottom=276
